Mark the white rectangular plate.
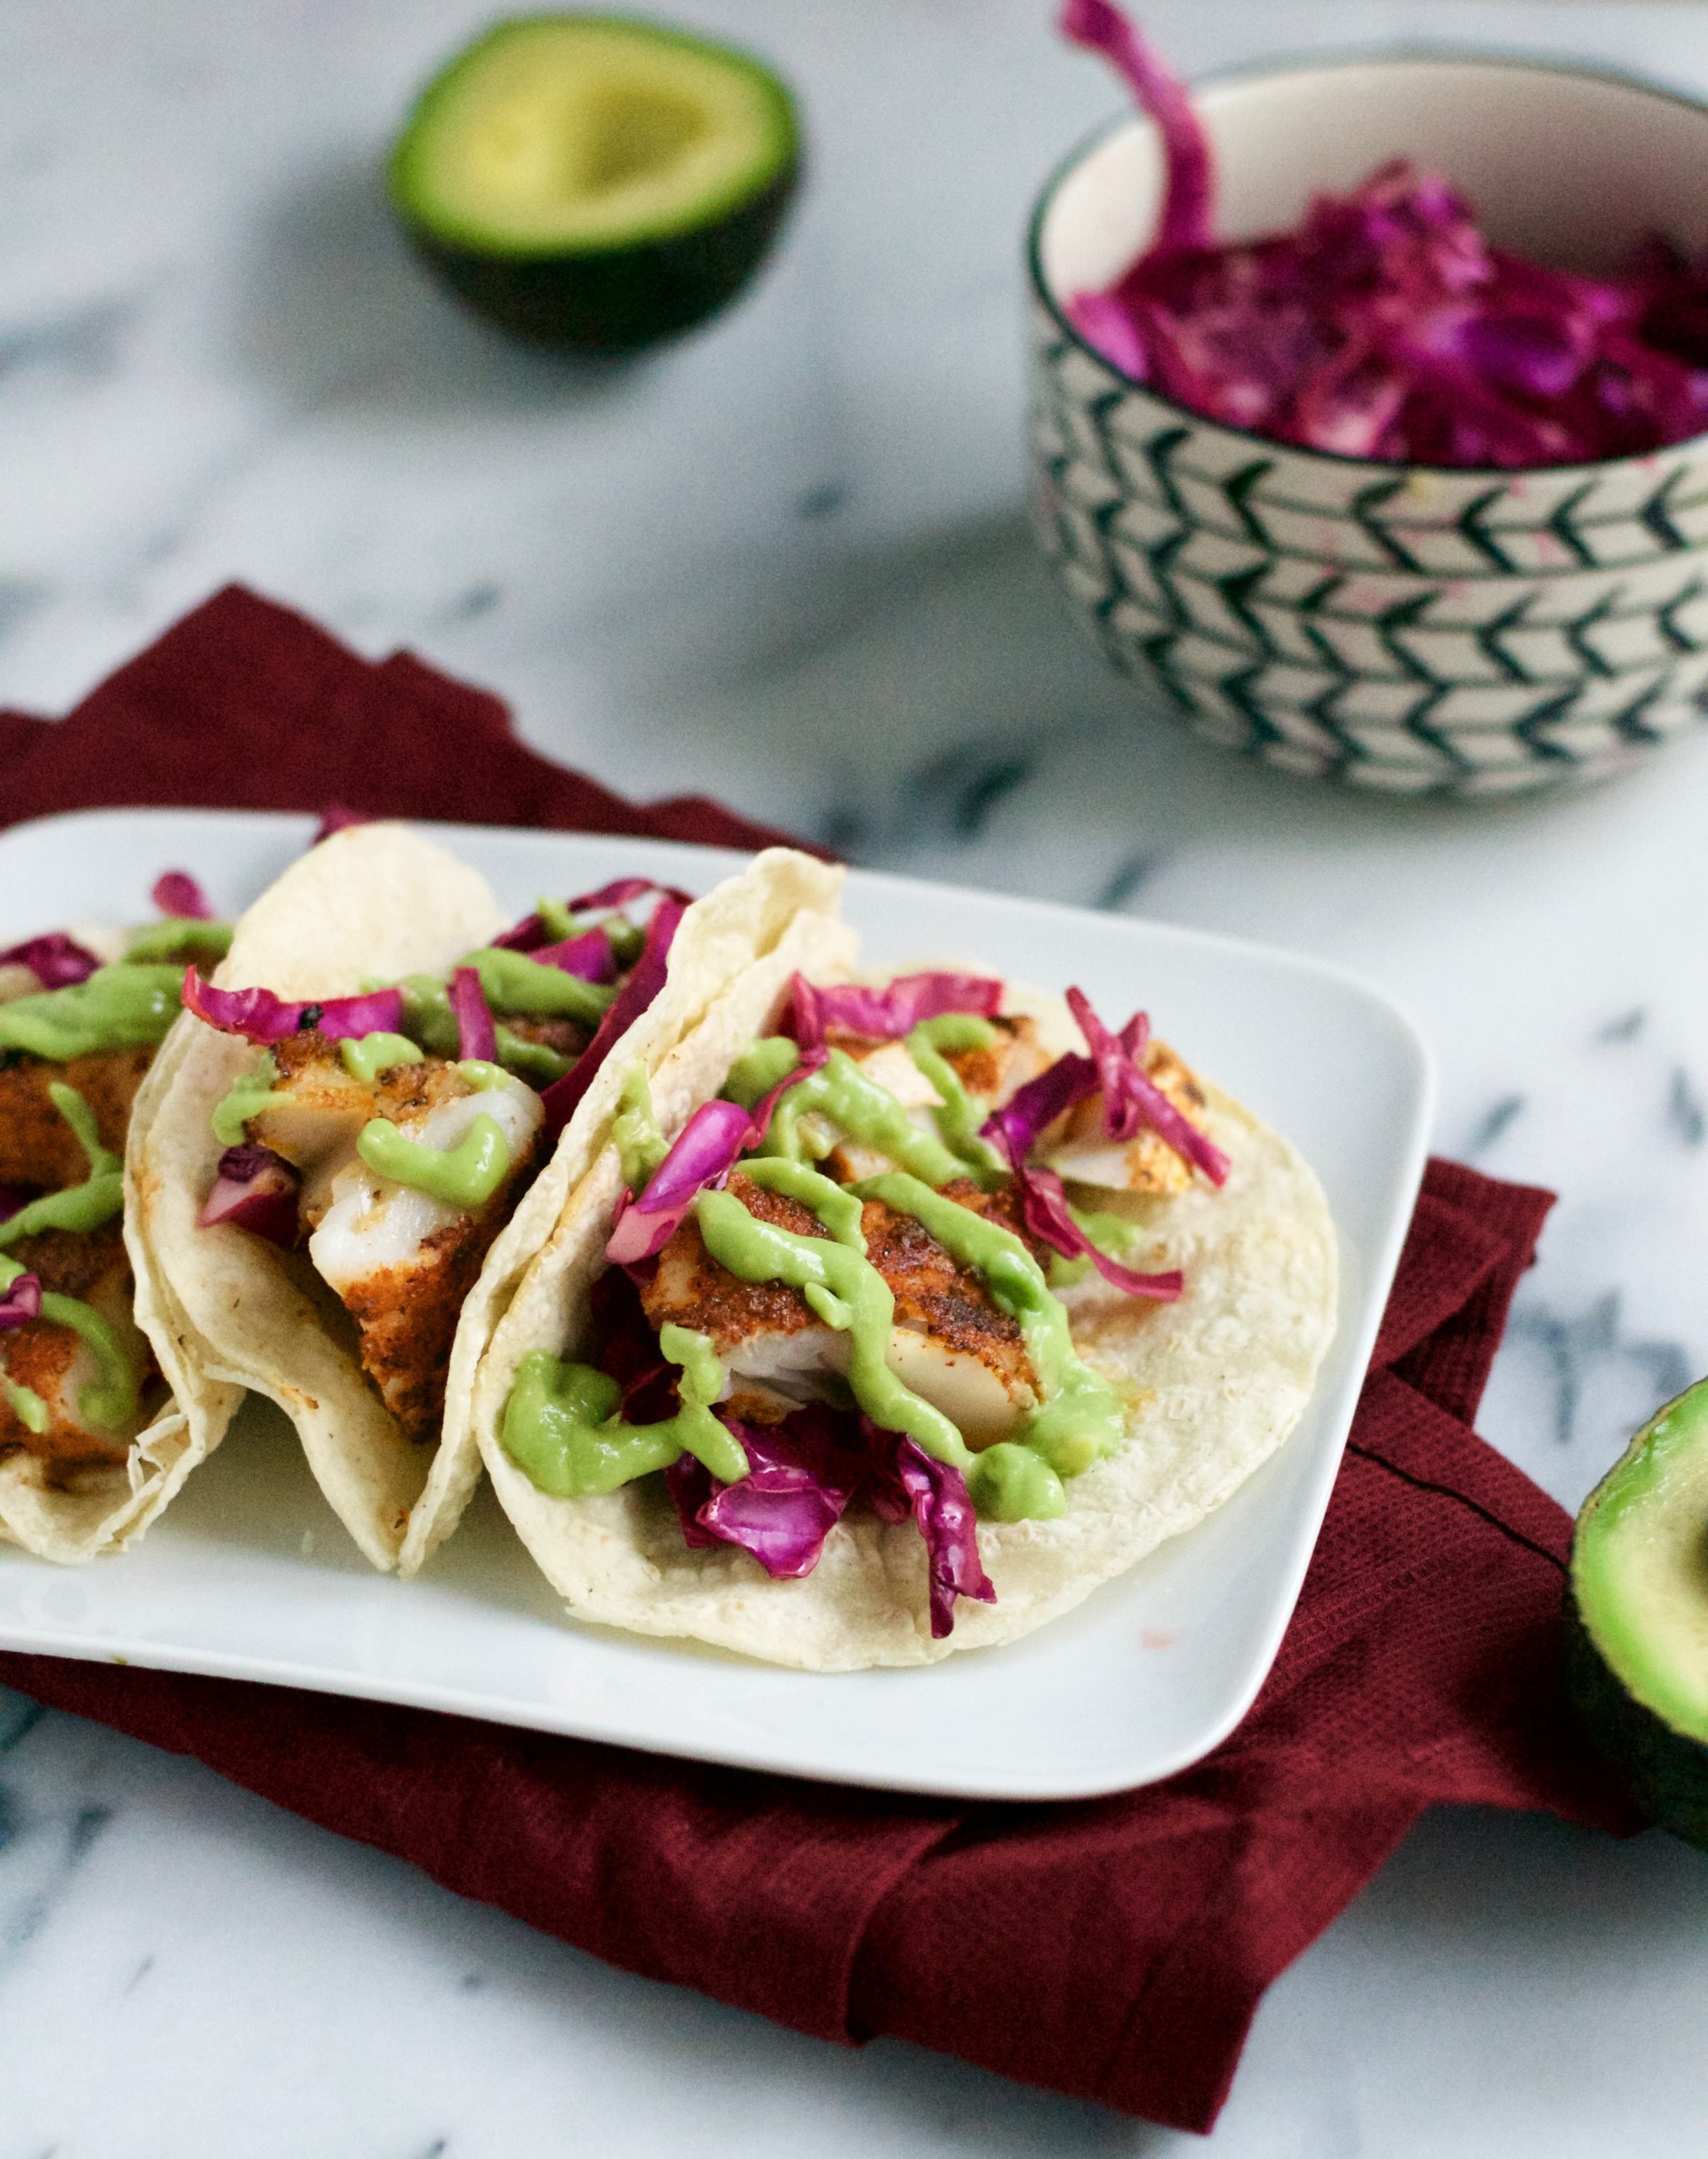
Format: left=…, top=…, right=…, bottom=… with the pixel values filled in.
left=0, top=809, right=1433, bottom=1800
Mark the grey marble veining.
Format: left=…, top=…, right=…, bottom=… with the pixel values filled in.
left=5, top=0, right=1708, bottom=2150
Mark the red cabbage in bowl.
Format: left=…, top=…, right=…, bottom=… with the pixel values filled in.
left=1060, top=0, right=1708, bottom=466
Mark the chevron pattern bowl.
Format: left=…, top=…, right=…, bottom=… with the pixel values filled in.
left=1028, top=54, right=1708, bottom=795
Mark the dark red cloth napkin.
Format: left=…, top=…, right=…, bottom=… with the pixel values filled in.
left=0, top=590, right=1639, bottom=2133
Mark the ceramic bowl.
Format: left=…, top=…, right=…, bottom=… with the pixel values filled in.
left=1027, top=54, right=1708, bottom=795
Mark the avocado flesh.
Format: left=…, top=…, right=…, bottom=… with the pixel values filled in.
left=389, top=15, right=799, bottom=352
left=1569, top=1378, right=1708, bottom=1844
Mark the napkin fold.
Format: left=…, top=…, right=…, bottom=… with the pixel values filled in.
left=0, top=590, right=1639, bottom=2133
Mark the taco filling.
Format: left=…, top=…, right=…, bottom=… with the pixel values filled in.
left=498, top=970, right=1226, bottom=1636
left=194, top=879, right=687, bottom=1443
left=0, top=873, right=230, bottom=1483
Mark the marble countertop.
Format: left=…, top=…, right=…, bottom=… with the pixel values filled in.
left=6, top=0, right=1708, bottom=2149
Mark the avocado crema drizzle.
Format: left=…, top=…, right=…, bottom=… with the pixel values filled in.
left=0, top=1084, right=139, bottom=1438
left=502, top=1015, right=1134, bottom=1526
left=210, top=923, right=632, bottom=1214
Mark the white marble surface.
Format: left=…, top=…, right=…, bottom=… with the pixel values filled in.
left=5, top=0, right=1708, bottom=2148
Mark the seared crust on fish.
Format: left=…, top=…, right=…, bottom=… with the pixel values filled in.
left=641, top=1171, right=1045, bottom=1444
left=338, top=1208, right=522, bottom=1440
left=0, top=1047, right=153, bottom=1190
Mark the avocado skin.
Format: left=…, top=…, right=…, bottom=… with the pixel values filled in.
left=398, top=160, right=798, bottom=354
left=1564, top=1577, right=1708, bottom=1849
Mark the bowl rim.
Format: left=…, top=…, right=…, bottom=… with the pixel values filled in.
left=1025, top=41, right=1708, bottom=482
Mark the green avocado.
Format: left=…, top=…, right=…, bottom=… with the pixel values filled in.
left=388, top=13, right=799, bottom=352
left=1567, top=1376, right=1708, bottom=1847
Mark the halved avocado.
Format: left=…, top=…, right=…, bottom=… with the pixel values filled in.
left=388, top=14, right=799, bottom=352
left=1567, top=1377, right=1708, bottom=1847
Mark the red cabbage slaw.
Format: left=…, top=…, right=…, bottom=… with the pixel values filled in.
left=783, top=971, right=1004, bottom=1050
left=1064, top=987, right=1228, bottom=1185
left=183, top=971, right=404, bottom=1045
left=493, top=879, right=693, bottom=956
left=197, top=1144, right=302, bottom=1248
left=530, top=926, right=618, bottom=983
left=539, top=895, right=688, bottom=1136
left=0, top=1272, right=43, bottom=1328
left=0, top=933, right=101, bottom=990
left=150, top=871, right=216, bottom=921
left=184, top=880, right=687, bottom=1124
left=665, top=1404, right=865, bottom=1579
left=604, top=1046, right=830, bottom=1267
left=1059, top=0, right=1708, bottom=466
left=449, top=966, right=498, bottom=1062
left=665, top=1408, right=993, bottom=1637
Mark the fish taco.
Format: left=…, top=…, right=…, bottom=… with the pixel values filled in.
left=129, top=825, right=851, bottom=1573
left=472, top=946, right=1338, bottom=1667
left=0, top=873, right=243, bottom=1561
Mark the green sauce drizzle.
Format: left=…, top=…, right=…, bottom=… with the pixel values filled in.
left=535, top=895, right=579, bottom=943
left=464, top=947, right=616, bottom=1026
left=501, top=1323, right=747, bottom=1496
left=612, top=1062, right=668, bottom=1192
left=456, top=1059, right=522, bottom=1094
left=905, top=1014, right=1006, bottom=1182
left=696, top=1181, right=971, bottom=1470
left=356, top=1112, right=512, bottom=1210
left=0, top=1252, right=137, bottom=1434
left=1046, top=1204, right=1148, bottom=1290
left=383, top=975, right=574, bottom=1084
left=211, top=1051, right=291, bottom=1148
left=969, top=1440, right=1065, bottom=1522
left=2, top=1377, right=49, bottom=1435
left=738, top=1155, right=867, bottom=1248
left=0, top=963, right=184, bottom=1060
left=340, top=1032, right=423, bottom=1084
left=757, top=1049, right=966, bottom=1187
left=607, top=919, right=645, bottom=967
left=851, top=1170, right=1124, bottom=1480
left=0, top=1084, right=123, bottom=1248
left=124, top=919, right=234, bottom=962
left=492, top=1025, right=571, bottom=1086
left=722, top=1036, right=799, bottom=1110
left=394, top=975, right=462, bottom=1057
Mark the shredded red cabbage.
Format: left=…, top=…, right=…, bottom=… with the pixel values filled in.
left=665, top=1406, right=867, bottom=1577
left=864, top=1422, right=996, bottom=1638
left=0, top=933, right=101, bottom=989
left=570, top=877, right=695, bottom=913
left=1061, top=0, right=1212, bottom=253
left=151, top=871, right=214, bottom=921
left=1015, top=1161, right=1183, bottom=1299
left=183, top=969, right=404, bottom=1046
left=980, top=1049, right=1100, bottom=1166
left=664, top=1406, right=994, bottom=1630
left=1066, top=987, right=1228, bottom=1185
left=494, top=880, right=695, bottom=953
left=0, top=1272, right=43, bottom=1329
left=0, top=1188, right=28, bottom=1226
left=312, top=805, right=370, bottom=845
left=449, top=966, right=497, bottom=1062
left=1060, top=1, right=1708, bottom=465
left=604, top=1047, right=829, bottom=1267
left=530, top=925, right=617, bottom=983
left=197, top=1144, right=302, bottom=1248
left=783, top=971, right=1005, bottom=1051
left=538, top=897, right=685, bottom=1137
